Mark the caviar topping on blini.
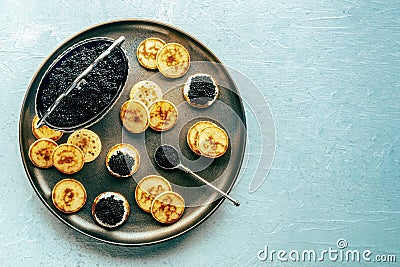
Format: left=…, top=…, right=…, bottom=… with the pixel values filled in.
left=92, top=192, right=130, bottom=229
left=183, top=73, right=219, bottom=108
left=106, top=143, right=140, bottom=178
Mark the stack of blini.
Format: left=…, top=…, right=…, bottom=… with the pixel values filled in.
left=120, top=80, right=178, bottom=134
left=28, top=117, right=103, bottom=214
left=135, top=175, right=185, bottom=224
left=136, top=37, right=190, bottom=78
left=187, top=121, right=229, bottom=159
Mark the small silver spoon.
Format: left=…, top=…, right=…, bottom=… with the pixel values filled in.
left=154, top=145, right=240, bottom=207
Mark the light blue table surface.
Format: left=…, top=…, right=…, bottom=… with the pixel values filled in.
left=1, top=0, right=399, bottom=266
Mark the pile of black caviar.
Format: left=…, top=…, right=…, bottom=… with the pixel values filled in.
left=108, top=151, right=135, bottom=176
left=94, top=195, right=125, bottom=226
left=187, top=75, right=217, bottom=105
left=38, top=41, right=126, bottom=127
left=155, top=145, right=180, bottom=169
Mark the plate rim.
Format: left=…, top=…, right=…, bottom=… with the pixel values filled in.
left=19, top=18, right=247, bottom=246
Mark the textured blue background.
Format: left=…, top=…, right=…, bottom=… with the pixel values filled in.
left=1, top=0, right=399, bottom=266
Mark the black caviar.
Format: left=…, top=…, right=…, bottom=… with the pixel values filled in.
left=37, top=40, right=127, bottom=128
left=94, top=195, right=125, bottom=226
left=154, top=145, right=180, bottom=169
left=187, top=75, right=217, bottom=105
left=108, top=151, right=135, bottom=176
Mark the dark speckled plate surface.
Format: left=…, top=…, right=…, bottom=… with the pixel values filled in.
left=19, top=19, right=246, bottom=246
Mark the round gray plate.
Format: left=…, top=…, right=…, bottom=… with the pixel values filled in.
left=19, top=19, right=246, bottom=246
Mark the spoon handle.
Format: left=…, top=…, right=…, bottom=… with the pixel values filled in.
left=179, top=164, right=240, bottom=207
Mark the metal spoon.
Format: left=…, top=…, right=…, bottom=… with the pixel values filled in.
left=154, top=145, right=240, bottom=207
